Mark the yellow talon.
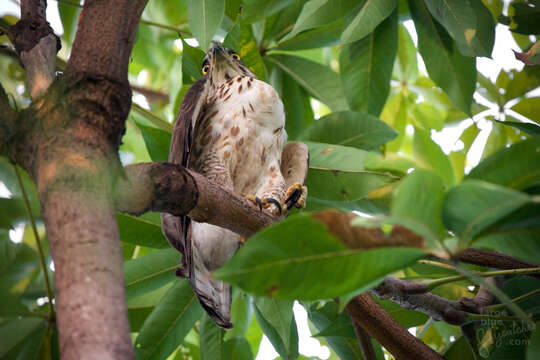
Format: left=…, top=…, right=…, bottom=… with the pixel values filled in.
left=281, top=182, right=308, bottom=212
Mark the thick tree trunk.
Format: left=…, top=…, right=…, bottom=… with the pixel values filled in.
left=7, top=0, right=147, bottom=358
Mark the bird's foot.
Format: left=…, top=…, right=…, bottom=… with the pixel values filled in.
left=245, top=194, right=283, bottom=215
left=281, top=182, right=307, bottom=213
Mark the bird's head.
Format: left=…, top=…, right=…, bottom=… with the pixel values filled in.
left=201, top=42, right=255, bottom=85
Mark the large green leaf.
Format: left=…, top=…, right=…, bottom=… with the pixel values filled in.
left=215, top=214, right=425, bottom=299
left=58, top=1, right=80, bottom=46
left=265, top=54, right=348, bottom=111
left=0, top=318, right=46, bottom=358
left=124, top=248, right=179, bottom=300
left=305, top=141, right=366, bottom=172
left=442, top=180, right=533, bottom=245
left=496, top=120, right=540, bottom=139
left=413, top=127, right=455, bottom=185
left=409, top=0, right=476, bottom=115
left=181, top=40, right=206, bottom=84
left=340, top=8, right=398, bottom=116
left=472, top=203, right=540, bottom=264
left=200, top=314, right=225, bottom=360
left=424, top=0, right=494, bottom=57
left=186, top=0, right=225, bottom=51
left=281, top=0, right=359, bottom=42
left=240, top=0, right=294, bottom=23
left=135, top=279, right=203, bottom=360
left=307, top=302, right=365, bottom=360
left=467, top=139, right=540, bottom=190
left=394, top=25, right=419, bottom=82
left=341, top=0, right=397, bottom=44
left=223, top=23, right=266, bottom=80
left=306, top=168, right=396, bottom=202
left=254, top=297, right=298, bottom=360
left=117, top=214, right=168, bottom=249
left=0, top=231, right=38, bottom=295
left=136, top=123, right=172, bottom=162
left=512, top=97, right=540, bottom=124
left=276, top=22, right=343, bottom=51
left=391, top=169, right=445, bottom=249
left=300, top=111, right=397, bottom=150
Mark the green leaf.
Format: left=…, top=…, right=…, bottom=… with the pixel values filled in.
left=341, top=0, right=398, bottom=45
left=124, top=248, right=179, bottom=300
left=527, top=322, right=540, bottom=360
left=240, top=0, right=294, bottom=23
left=409, top=0, right=476, bottom=115
left=281, top=0, right=359, bottom=42
left=391, top=169, right=445, bottom=249
left=0, top=318, right=46, bottom=358
left=413, top=127, right=455, bottom=185
left=186, top=0, right=225, bottom=51
left=442, top=180, right=532, bottom=245
left=135, top=279, right=203, bottom=360
left=225, top=292, right=253, bottom=339
left=301, top=111, right=397, bottom=150
left=504, top=67, right=540, bottom=102
left=306, top=168, right=397, bottom=202
left=511, top=97, right=540, bottom=124
left=181, top=40, right=206, bottom=83
left=0, top=231, right=38, bottom=295
left=223, top=23, right=266, bottom=80
left=411, top=103, right=445, bottom=131
left=254, top=297, right=298, bottom=359
left=136, top=123, right=171, bottom=162
left=376, top=298, right=429, bottom=328
left=424, top=0, right=494, bottom=57
left=507, top=0, right=540, bottom=35
left=276, top=22, right=343, bottom=51
left=305, top=142, right=366, bottom=172
left=58, top=2, right=80, bottom=46
left=200, top=314, right=226, bottom=360
left=215, top=214, right=425, bottom=299
left=307, top=302, right=365, bottom=360
left=467, top=139, right=540, bottom=190
left=496, top=120, right=540, bottom=139
left=265, top=54, right=348, bottom=111
left=472, top=203, right=540, bottom=264
left=394, top=25, right=419, bottom=82
left=117, top=214, right=168, bottom=249
left=223, top=338, right=253, bottom=360
left=340, top=8, right=398, bottom=116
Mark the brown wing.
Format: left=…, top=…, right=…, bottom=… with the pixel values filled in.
left=161, top=79, right=208, bottom=278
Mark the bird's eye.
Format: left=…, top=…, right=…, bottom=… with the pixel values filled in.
left=202, top=64, right=210, bottom=75
left=231, top=53, right=240, bottom=60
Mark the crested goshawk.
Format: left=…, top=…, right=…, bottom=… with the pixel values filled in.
left=161, top=42, right=308, bottom=329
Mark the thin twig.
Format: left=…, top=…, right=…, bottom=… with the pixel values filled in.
left=423, top=267, right=540, bottom=291
left=14, top=165, right=54, bottom=319
left=487, top=288, right=540, bottom=312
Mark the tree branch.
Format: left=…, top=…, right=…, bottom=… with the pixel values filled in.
left=350, top=317, right=377, bottom=360
left=345, top=294, right=445, bottom=360
left=457, top=248, right=540, bottom=280
left=8, top=0, right=60, bottom=99
left=66, top=0, right=148, bottom=82
left=115, top=162, right=274, bottom=238
left=0, top=83, right=17, bottom=158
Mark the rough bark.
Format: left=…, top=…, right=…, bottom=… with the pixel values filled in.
left=6, top=0, right=148, bottom=359
left=8, top=0, right=60, bottom=99
left=346, top=294, right=444, bottom=360
left=458, top=248, right=540, bottom=279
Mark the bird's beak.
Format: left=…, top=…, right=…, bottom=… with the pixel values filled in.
left=210, top=41, right=226, bottom=59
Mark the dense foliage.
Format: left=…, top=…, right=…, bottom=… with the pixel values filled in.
left=1, top=0, right=540, bottom=359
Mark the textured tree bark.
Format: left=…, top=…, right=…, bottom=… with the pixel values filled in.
left=6, top=0, right=148, bottom=359
left=346, top=294, right=445, bottom=360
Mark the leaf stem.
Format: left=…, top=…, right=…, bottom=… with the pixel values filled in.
left=131, top=103, right=173, bottom=132
left=487, top=288, right=540, bottom=312
left=423, top=267, right=540, bottom=291
left=466, top=313, right=533, bottom=322
left=14, top=165, right=55, bottom=320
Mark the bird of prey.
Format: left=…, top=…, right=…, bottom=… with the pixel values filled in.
left=161, top=42, right=307, bottom=329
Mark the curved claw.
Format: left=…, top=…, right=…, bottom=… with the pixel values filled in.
left=264, top=198, right=282, bottom=215
left=245, top=194, right=263, bottom=211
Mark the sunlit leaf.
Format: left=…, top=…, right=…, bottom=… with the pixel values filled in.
left=341, top=0, right=398, bottom=45
left=186, top=0, right=225, bottom=51
left=340, top=8, right=398, bottom=116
